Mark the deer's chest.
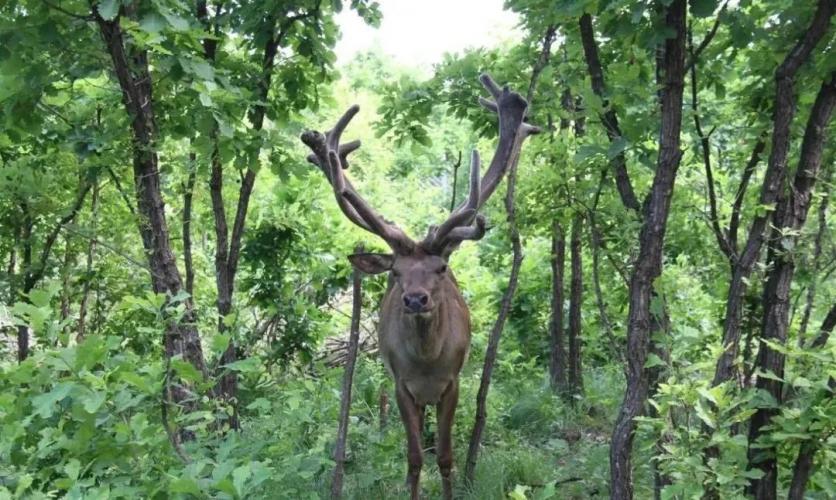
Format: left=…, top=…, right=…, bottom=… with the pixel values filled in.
left=379, top=320, right=469, bottom=406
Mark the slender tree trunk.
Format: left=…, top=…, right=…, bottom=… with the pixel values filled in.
left=183, top=153, right=197, bottom=296
left=609, top=2, right=686, bottom=498
left=59, top=237, right=75, bottom=329
left=464, top=154, right=524, bottom=486
left=206, top=7, right=321, bottom=417
left=787, top=303, right=836, bottom=499
left=78, top=182, right=99, bottom=340
left=588, top=209, right=620, bottom=361
left=464, top=29, right=550, bottom=484
left=331, top=245, right=364, bottom=500
left=797, top=177, right=830, bottom=346
left=449, top=150, right=461, bottom=213
left=549, top=221, right=567, bottom=391
left=747, top=73, right=835, bottom=500
left=94, top=10, right=208, bottom=414
left=568, top=212, right=584, bottom=394
left=17, top=206, right=32, bottom=362
left=578, top=13, right=640, bottom=214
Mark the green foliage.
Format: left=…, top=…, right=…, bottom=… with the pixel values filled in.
left=0, top=0, right=834, bottom=498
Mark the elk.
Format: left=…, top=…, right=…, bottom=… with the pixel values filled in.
left=301, top=74, right=538, bottom=499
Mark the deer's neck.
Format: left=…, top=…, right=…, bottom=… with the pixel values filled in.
left=402, top=307, right=443, bottom=360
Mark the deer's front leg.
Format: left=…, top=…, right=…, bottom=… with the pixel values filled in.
left=436, top=380, right=459, bottom=500
left=396, top=383, right=424, bottom=500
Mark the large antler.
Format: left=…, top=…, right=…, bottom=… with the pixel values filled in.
left=301, top=106, right=415, bottom=254
left=421, top=73, right=540, bottom=256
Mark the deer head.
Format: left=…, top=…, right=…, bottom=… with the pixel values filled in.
left=301, top=74, right=539, bottom=315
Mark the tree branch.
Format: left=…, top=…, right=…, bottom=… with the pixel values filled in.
left=684, top=0, right=729, bottom=72
left=578, top=13, right=641, bottom=213
left=688, top=26, right=732, bottom=259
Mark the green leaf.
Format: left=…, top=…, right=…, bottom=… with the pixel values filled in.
left=32, top=382, right=75, bottom=418
left=198, top=93, right=214, bottom=108
left=607, top=137, right=630, bottom=160
left=139, top=13, right=167, bottom=34
left=690, top=0, right=718, bottom=18
left=81, top=388, right=106, bottom=413
left=161, top=10, right=190, bottom=31
left=645, top=353, right=665, bottom=369
left=233, top=464, right=252, bottom=496
left=225, top=357, right=260, bottom=373
left=170, top=357, right=204, bottom=383
left=14, top=474, right=33, bottom=497
left=169, top=477, right=202, bottom=495
left=28, top=289, right=51, bottom=308
left=64, top=459, right=81, bottom=481
left=97, top=0, right=120, bottom=21
left=211, top=334, right=231, bottom=355
left=695, top=400, right=715, bottom=428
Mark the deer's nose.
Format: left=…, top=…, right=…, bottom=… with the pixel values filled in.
left=402, top=292, right=429, bottom=313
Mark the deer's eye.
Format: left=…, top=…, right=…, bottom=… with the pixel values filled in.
left=438, top=265, right=447, bottom=274
left=391, top=270, right=401, bottom=279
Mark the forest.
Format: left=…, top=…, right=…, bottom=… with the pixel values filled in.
left=0, top=0, right=834, bottom=498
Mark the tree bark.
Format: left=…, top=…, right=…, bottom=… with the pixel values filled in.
left=588, top=208, right=620, bottom=361
left=568, top=212, right=584, bottom=394
left=609, top=2, right=686, bottom=498
left=77, top=182, right=99, bottom=340
left=463, top=28, right=550, bottom=485
left=747, top=73, right=836, bottom=500
left=94, top=9, right=208, bottom=411
left=578, top=13, right=640, bottom=214
left=464, top=152, right=524, bottom=487
left=331, top=245, right=364, bottom=500
left=712, top=0, right=835, bottom=388
left=183, top=154, right=197, bottom=296
left=59, top=236, right=75, bottom=329
left=786, top=302, right=836, bottom=499
left=797, top=176, right=830, bottom=347
left=207, top=6, right=321, bottom=419
left=549, top=221, right=567, bottom=391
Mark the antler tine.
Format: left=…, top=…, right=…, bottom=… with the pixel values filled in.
left=424, top=150, right=481, bottom=252
left=474, top=73, right=540, bottom=210
left=422, top=74, right=539, bottom=258
left=301, top=105, right=415, bottom=254
left=302, top=128, right=373, bottom=232
left=464, top=149, right=480, bottom=211
left=440, top=215, right=488, bottom=258
left=327, top=104, right=360, bottom=150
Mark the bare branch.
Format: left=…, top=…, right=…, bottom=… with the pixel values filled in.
left=684, top=0, right=729, bottom=72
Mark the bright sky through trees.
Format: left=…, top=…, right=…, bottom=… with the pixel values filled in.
left=334, top=0, right=520, bottom=71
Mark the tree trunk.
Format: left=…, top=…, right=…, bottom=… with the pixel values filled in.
left=59, top=237, right=75, bottom=329
left=183, top=154, right=197, bottom=296
left=205, top=7, right=319, bottom=416
left=94, top=11, right=208, bottom=412
left=789, top=303, right=836, bottom=498
left=77, top=182, right=99, bottom=340
left=712, top=0, right=834, bottom=388
left=568, top=212, right=584, bottom=394
left=578, top=13, right=640, bottom=214
left=609, top=2, right=686, bottom=498
left=747, top=73, right=835, bottom=500
left=331, top=245, right=364, bottom=500
left=464, top=155, right=524, bottom=486
left=797, top=176, right=830, bottom=346
left=463, top=28, right=550, bottom=485
left=587, top=209, right=620, bottom=361
left=549, top=221, right=567, bottom=391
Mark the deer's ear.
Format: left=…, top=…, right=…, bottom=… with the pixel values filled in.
left=348, top=253, right=394, bottom=275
